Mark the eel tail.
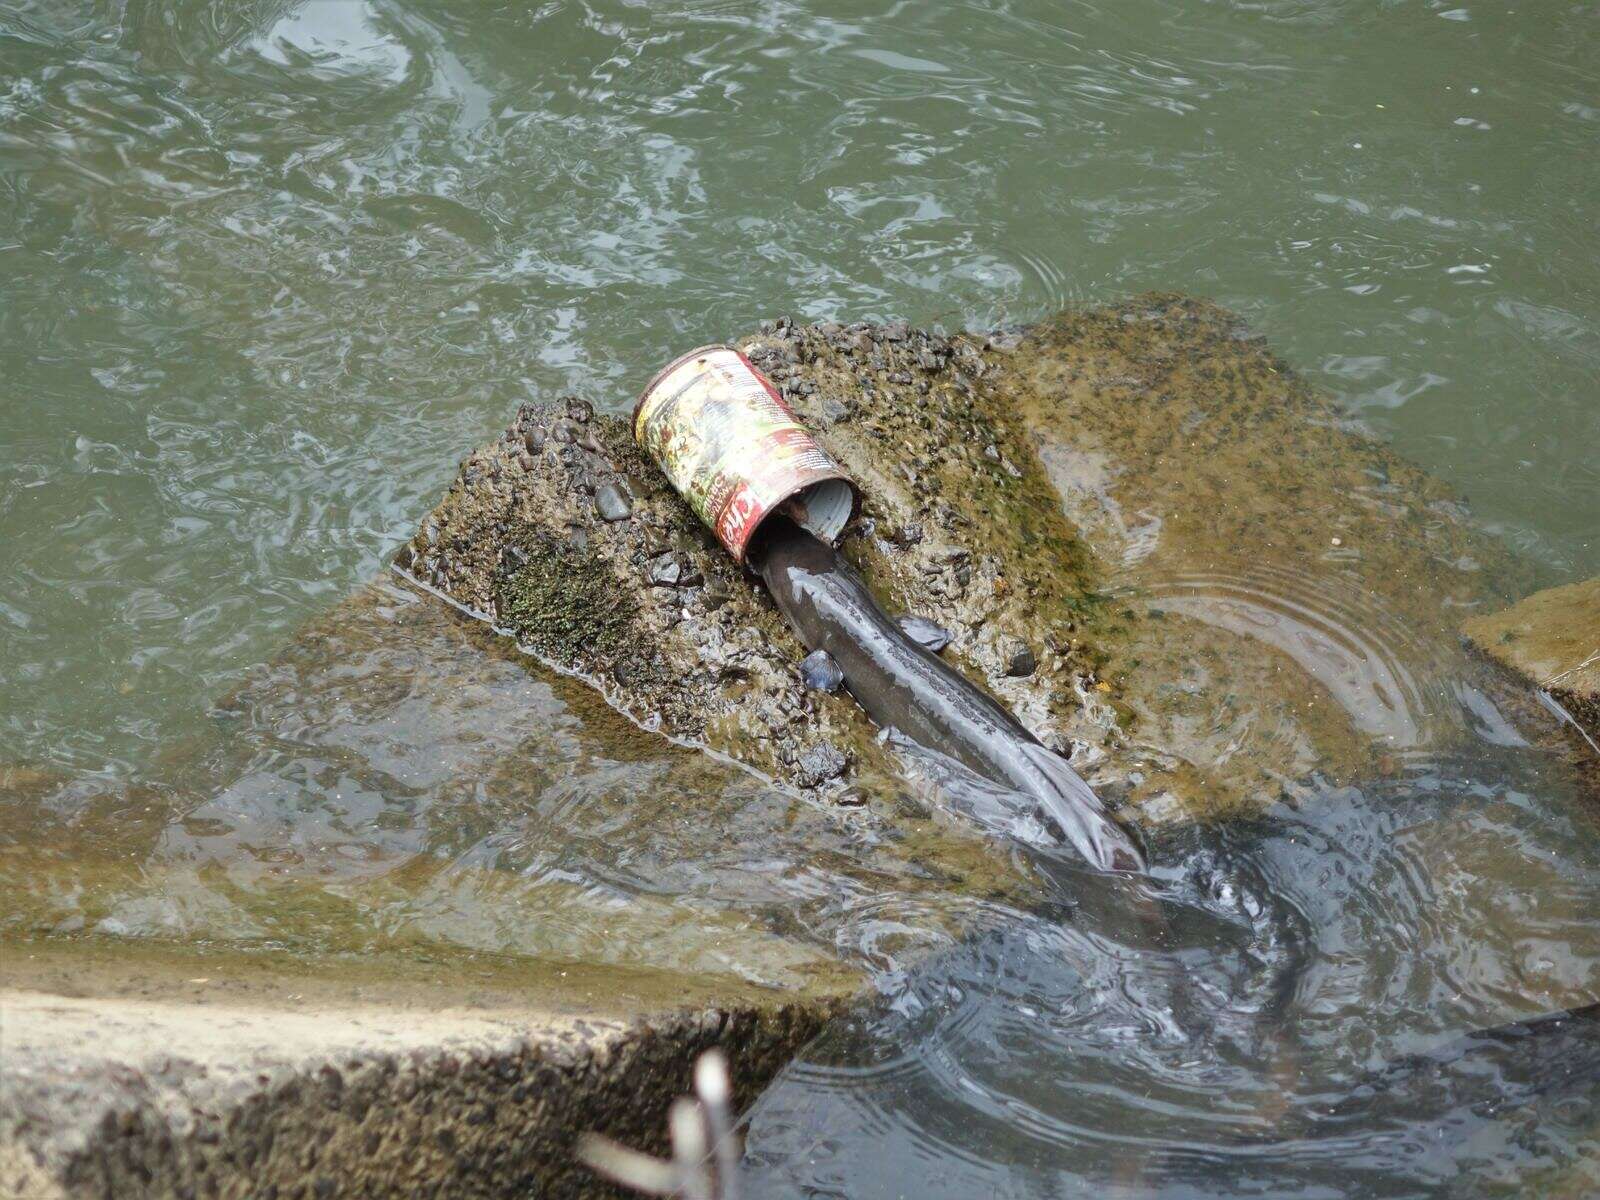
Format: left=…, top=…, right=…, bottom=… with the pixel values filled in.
left=1016, top=741, right=1146, bottom=873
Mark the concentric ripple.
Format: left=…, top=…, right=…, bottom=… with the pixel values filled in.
left=1134, top=561, right=1451, bottom=752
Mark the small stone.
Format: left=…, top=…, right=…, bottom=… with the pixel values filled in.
left=517, top=452, right=535, bottom=472
left=1001, top=637, right=1037, bottom=677
left=891, top=522, right=924, bottom=548
left=523, top=429, right=545, bottom=454
left=595, top=481, right=632, bottom=522
left=565, top=398, right=594, bottom=423
left=795, top=742, right=849, bottom=787
left=550, top=419, right=580, bottom=444
left=649, top=554, right=682, bottom=587
left=882, top=320, right=909, bottom=342
left=820, top=395, right=850, bottom=425
left=898, top=616, right=950, bottom=653
left=800, top=649, right=844, bottom=693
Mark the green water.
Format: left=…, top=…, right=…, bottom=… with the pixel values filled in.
left=1, top=0, right=1595, bottom=779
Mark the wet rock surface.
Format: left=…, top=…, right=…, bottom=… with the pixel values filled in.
left=401, top=294, right=1560, bottom=827
left=400, top=313, right=1119, bottom=817
left=800, top=649, right=844, bottom=694
left=0, top=571, right=1007, bottom=1200
left=898, top=616, right=951, bottom=653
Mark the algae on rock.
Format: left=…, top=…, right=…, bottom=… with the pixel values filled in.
left=497, top=533, right=636, bottom=661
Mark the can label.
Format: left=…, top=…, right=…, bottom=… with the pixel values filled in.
left=634, top=345, right=857, bottom=562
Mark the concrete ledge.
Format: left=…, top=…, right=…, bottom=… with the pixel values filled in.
left=1462, top=575, right=1600, bottom=751
left=1, top=942, right=837, bottom=1200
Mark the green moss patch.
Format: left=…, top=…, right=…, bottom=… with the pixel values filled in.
left=495, top=535, right=634, bottom=662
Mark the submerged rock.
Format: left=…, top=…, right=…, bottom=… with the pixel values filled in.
left=595, top=479, right=633, bottom=522
left=13, top=296, right=1589, bottom=1200
left=795, top=741, right=849, bottom=787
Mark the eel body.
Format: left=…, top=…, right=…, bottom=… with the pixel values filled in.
left=750, top=518, right=1144, bottom=873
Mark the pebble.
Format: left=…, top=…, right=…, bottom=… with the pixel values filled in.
left=1000, top=637, right=1037, bottom=677
left=800, top=649, right=844, bottom=693
left=820, top=395, right=851, bottom=425
left=595, top=481, right=632, bottom=522
left=882, top=320, right=909, bottom=342
left=898, top=615, right=950, bottom=653
left=565, top=398, right=593, bottom=423
left=648, top=554, right=682, bottom=587
left=892, top=522, right=924, bottom=547
left=795, top=742, right=849, bottom=787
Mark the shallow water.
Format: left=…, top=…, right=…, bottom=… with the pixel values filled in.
left=746, top=752, right=1600, bottom=1197
left=2, top=0, right=1599, bottom=1194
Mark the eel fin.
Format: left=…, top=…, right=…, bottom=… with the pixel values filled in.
left=1016, top=741, right=1146, bottom=873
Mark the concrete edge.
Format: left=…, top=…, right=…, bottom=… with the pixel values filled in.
left=1, top=985, right=836, bottom=1200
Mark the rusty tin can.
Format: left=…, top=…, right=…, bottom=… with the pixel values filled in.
left=634, top=344, right=859, bottom=562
